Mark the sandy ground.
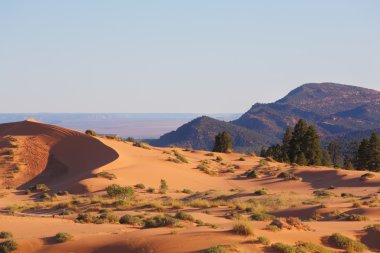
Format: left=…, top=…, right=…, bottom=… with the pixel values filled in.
left=0, top=120, right=379, bottom=253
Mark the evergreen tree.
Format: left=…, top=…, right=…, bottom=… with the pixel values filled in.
left=327, top=141, right=342, bottom=167
left=303, top=125, right=322, bottom=165
left=289, top=119, right=309, bottom=163
left=212, top=131, right=232, bottom=153
left=321, top=150, right=332, bottom=166
left=296, top=152, right=307, bottom=165
left=281, top=127, right=292, bottom=162
left=368, top=132, right=380, bottom=172
left=356, top=138, right=370, bottom=170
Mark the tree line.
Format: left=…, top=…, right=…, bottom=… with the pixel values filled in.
left=212, top=119, right=380, bottom=172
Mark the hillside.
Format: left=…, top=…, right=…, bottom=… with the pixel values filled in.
left=0, top=122, right=379, bottom=253
left=0, top=120, right=118, bottom=193
left=150, top=116, right=279, bottom=152
left=153, top=83, right=380, bottom=151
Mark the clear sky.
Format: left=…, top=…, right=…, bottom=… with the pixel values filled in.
left=1, top=1, right=379, bottom=113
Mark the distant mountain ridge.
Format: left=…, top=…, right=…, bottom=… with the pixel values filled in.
left=151, top=83, right=380, bottom=151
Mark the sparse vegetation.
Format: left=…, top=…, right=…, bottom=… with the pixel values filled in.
left=0, top=240, right=17, bottom=253
left=250, top=212, right=275, bottom=221
left=360, top=173, right=375, bottom=181
left=133, top=142, right=151, bottom=150
left=313, top=190, right=334, bottom=198
left=55, top=232, right=73, bottom=243
left=173, top=150, right=188, bottom=163
left=144, top=215, right=178, bottom=228
left=97, top=171, right=117, bottom=180
left=277, top=171, right=300, bottom=181
left=134, top=183, right=145, bottom=189
left=255, top=236, right=270, bottom=245
left=231, top=220, right=254, bottom=236
left=119, top=214, right=143, bottom=225
left=29, top=184, right=50, bottom=192
left=105, top=184, right=134, bottom=199
left=329, top=233, right=367, bottom=253
left=159, top=179, right=168, bottom=194
left=174, top=211, right=194, bottom=222
left=0, top=232, right=12, bottom=239
left=85, top=129, right=97, bottom=136
left=205, top=245, right=227, bottom=253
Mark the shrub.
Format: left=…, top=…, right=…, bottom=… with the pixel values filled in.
left=205, top=245, right=227, bottom=253
left=56, top=190, right=69, bottom=196
left=55, top=232, right=73, bottom=243
left=134, top=183, right=145, bottom=189
left=266, top=225, right=282, bottom=232
left=133, top=142, right=150, bottom=150
left=313, top=190, right=334, bottom=198
left=341, top=193, right=354, bottom=198
left=85, top=129, right=97, bottom=136
left=146, top=187, right=155, bottom=193
left=173, top=150, right=188, bottom=163
left=97, top=171, right=117, bottom=180
left=105, top=184, right=134, bottom=199
left=260, top=159, right=269, bottom=166
left=75, top=213, right=94, bottom=223
left=144, top=215, right=178, bottom=228
left=329, top=233, right=367, bottom=253
left=215, top=156, right=223, bottom=162
left=159, top=179, right=168, bottom=194
left=205, top=152, right=214, bottom=156
left=232, top=220, right=254, bottom=236
left=271, top=242, right=297, bottom=253
left=0, top=240, right=17, bottom=253
left=250, top=212, right=275, bottom=221
left=98, top=212, right=119, bottom=224
left=256, top=236, right=270, bottom=245
left=296, top=242, right=332, bottom=253
left=277, top=172, right=300, bottom=181
left=119, top=215, right=143, bottom=225
left=0, top=232, right=12, bottom=239
left=29, top=184, right=50, bottom=192
left=174, top=211, right=195, bottom=222
left=167, top=157, right=181, bottom=163
left=360, top=173, right=375, bottom=181
left=238, top=157, right=246, bottom=161
left=254, top=188, right=267, bottom=195
left=182, top=188, right=193, bottom=194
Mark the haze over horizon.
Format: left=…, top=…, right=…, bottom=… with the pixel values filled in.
left=1, top=1, right=379, bottom=113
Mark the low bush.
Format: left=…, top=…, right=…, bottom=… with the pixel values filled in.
left=296, top=241, right=332, bottom=253
left=55, top=232, right=73, bottom=243
left=144, top=215, right=178, bottom=228
left=256, top=236, right=270, bottom=245
left=313, top=190, right=334, bottom=198
left=277, top=172, right=300, bottom=181
left=271, top=242, right=297, bottom=253
left=254, top=188, right=267, bottom=195
left=215, top=156, right=223, bottom=162
left=0, top=240, right=17, bottom=253
left=29, top=184, right=50, bottom=192
left=182, top=188, right=193, bottom=194
left=173, top=150, right=188, bottom=163
left=85, top=129, right=97, bottom=136
left=134, top=183, right=145, bottom=189
left=238, top=157, right=246, bottom=161
left=341, top=192, right=354, bottom=198
left=260, top=159, right=269, bottom=166
left=119, top=214, right=143, bottom=225
left=245, top=169, right=259, bottom=178
left=205, top=245, right=227, bottom=253
left=159, top=179, right=168, bottom=194
left=232, top=220, right=254, bottom=236
left=146, top=187, right=155, bottom=193
left=250, top=212, right=275, bottom=221
left=360, top=173, right=375, bottom=181
left=0, top=232, right=12, bottom=239
left=97, top=171, right=117, bottom=180
left=133, top=142, right=151, bottom=150
left=167, top=157, right=181, bottom=163
left=205, top=152, right=214, bottom=156
left=329, top=233, right=367, bottom=253
left=105, top=184, right=134, bottom=199
left=174, top=211, right=195, bottom=222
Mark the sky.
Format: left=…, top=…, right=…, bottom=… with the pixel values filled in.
left=1, top=1, right=379, bottom=113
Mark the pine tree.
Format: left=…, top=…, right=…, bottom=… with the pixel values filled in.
left=281, top=127, right=292, bottom=162
left=212, top=131, right=232, bottom=153
left=321, top=150, right=332, bottom=166
left=327, top=141, right=342, bottom=167
left=368, top=132, right=380, bottom=172
left=356, top=138, right=370, bottom=170
left=289, top=119, right=309, bottom=163
left=303, top=125, right=322, bottom=165
left=297, top=152, right=307, bottom=165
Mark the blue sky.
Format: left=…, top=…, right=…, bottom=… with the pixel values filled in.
left=1, top=1, right=379, bottom=113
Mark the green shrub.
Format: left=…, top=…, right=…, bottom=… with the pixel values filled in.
left=119, top=214, right=143, bottom=225
left=245, top=169, right=259, bottom=178
left=254, top=188, right=267, bottom=195
left=85, top=129, right=97, bottom=136
left=75, top=213, right=94, bottom=223
left=105, top=184, right=134, bottom=199
left=97, top=171, right=117, bottom=180
left=29, top=184, right=50, bottom=192
left=205, top=245, right=227, bottom=253
left=144, top=215, right=178, bottom=228
left=159, top=179, right=168, bottom=194
left=271, top=242, right=297, bottom=253
left=296, top=242, right=332, bottom=253
left=329, top=233, right=367, bottom=253
left=256, top=236, right=270, bottom=245
left=277, top=172, right=300, bottom=181
left=174, top=211, right=194, bottom=222
left=134, top=183, right=145, bottom=189
left=182, top=188, right=193, bottom=194
left=232, top=220, right=254, bottom=236
left=238, top=157, right=246, bottom=161
left=173, top=150, right=188, bottom=163
left=55, top=232, right=73, bottom=243
left=0, top=240, right=18, bottom=253
left=250, top=212, right=275, bottom=221
left=0, top=232, right=12, bottom=239
left=341, top=192, right=354, bottom=198
left=313, top=190, right=334, bottom=198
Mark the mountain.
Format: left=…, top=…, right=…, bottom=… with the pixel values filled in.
left=150, top=116, right=279, bottom=152
left=233, top=82, right=380, bottom=137
left=152, top=83, right=380, bottom=151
